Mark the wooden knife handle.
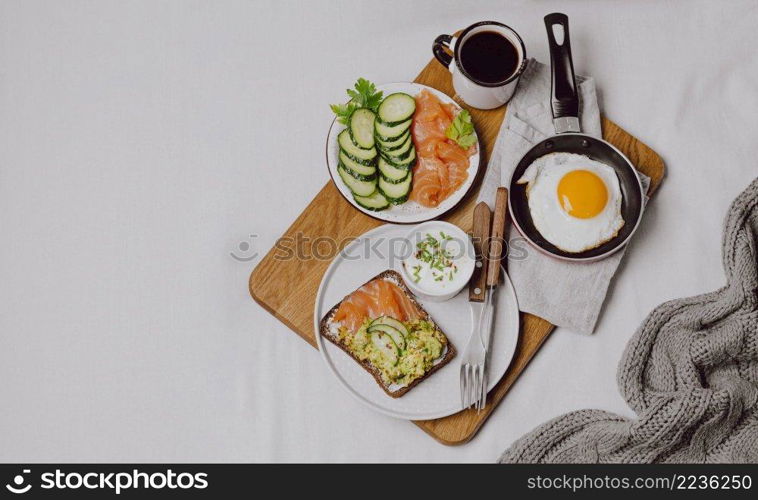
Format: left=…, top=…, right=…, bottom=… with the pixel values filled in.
left=486, top=187, right=509, bottom=287
left=469, top=202, right=491, bottom=302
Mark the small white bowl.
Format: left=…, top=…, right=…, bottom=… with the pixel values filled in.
left=397, top=221, right=476, bottom=302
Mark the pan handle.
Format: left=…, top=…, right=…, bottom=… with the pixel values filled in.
left=544, top=13, right=580, bottom=134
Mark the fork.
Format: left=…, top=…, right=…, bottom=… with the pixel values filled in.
left=460, top=202, right=491, bottom=411
left=460, top=287, right=491, bottom=411
left=475, top=188, right=510, bottom=409
left=461, top=189, right=510, bottom=411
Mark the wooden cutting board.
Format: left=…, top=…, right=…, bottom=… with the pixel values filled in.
left=249, top=58, right=665, bottom=445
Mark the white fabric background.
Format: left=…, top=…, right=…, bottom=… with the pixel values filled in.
left=0, top=0, right=755, bottom=462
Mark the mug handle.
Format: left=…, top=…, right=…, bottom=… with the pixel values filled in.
left=433, top=34, right=454, bottom=70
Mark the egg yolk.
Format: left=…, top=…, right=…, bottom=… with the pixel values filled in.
left=557, top=170, right=608, bottom=218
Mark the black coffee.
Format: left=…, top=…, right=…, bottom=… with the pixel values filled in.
left=459, top=31, right=519, bottom=84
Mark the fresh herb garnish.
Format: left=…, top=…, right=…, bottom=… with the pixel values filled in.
left=412, top=265, right=422, bottom=283
left=348, top=78, right=383, bottom=111
left=329, top=102, right=358, bottom=125
left=414, top=233, right=459, bottom=281
left=329, top=78, right=384, bottom=125
left=445, top=109, right=477, bottom=149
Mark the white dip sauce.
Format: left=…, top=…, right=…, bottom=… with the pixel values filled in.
left=402, top=229, right=474, bottom=295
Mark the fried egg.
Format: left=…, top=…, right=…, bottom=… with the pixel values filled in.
left=517, top=152, right=624, bottom=253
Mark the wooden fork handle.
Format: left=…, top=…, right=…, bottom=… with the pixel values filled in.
left=469, top=202, right=491, bottom=302
left=486, top=187, right=509, bottom=287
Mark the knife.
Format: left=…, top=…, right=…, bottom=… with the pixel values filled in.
left=468, top=201, right=492, bottom=359
left=469, top=202, right=492, bottom=306
left=481, top=187, right=510, bottom=354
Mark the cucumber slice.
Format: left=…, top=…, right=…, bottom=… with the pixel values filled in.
left=370, top=330, right=399, bottom=365
left=338, top=130, right=377, bottom=162
left=338, top=164, right=377, bottom=197
left=378, top=171, right=412, bottom=204
left=380, top=147, right=416, bottom=168
left=370, top=316, right=409, bottom=339
left=378, top=156, right=410, bottom=183
left=375, top=118, right=412, bottom=141
left=340, top=148, right=375, bottom=167
left=368, top=323, right=405, bottom=351
left=377, top=130, right=410, bottom=151
left=381, top=135, right=413, bottom=160
left=339, top=151, right=376, bottom=177
left=339, top=161, right=376, bottom=182
left=379, top=171, right=409, bottom=185
left=348, top=108, right=376, bottom=149
left=353, top=191, right=389, bottom=211
left=377, top=93, right=416, bottom=126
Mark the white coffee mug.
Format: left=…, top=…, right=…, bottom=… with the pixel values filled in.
left=433, top=21, right=527, bottom=110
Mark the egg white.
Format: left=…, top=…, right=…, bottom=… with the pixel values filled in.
left=517, top=152, right=625, bottom=253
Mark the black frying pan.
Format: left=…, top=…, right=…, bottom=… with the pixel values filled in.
left=508, top=13, right=644, bottom=262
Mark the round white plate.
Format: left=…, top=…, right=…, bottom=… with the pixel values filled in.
left=326, top=82, right=481, bottom=224
left=313, top=223, right=519, bottom=420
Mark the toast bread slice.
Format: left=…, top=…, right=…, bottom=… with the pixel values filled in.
left=319, top=269, right=456, bottom=398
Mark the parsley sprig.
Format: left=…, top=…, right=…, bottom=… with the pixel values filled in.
left=445, top=109, right=477, bottom=149
left=330, top=78, right=384, bottom=125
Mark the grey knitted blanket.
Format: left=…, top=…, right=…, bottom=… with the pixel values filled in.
left=500, top=177, right=758, bottom=463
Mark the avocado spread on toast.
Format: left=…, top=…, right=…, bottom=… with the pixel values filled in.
left=338, top=317, right=446, bottom=387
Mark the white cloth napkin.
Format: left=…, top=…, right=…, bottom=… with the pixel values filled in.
left=477, top=59, right=650, bottom=334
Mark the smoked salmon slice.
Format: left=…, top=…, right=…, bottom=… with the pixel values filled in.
left=410, top=90, right=476, bottom=208
left=332, top=277, right=422, bottom=333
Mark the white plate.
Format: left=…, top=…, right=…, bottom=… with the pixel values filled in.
left=326, top=82, right=481, bottom=224
left=313, top=224, right=519, bottom=420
